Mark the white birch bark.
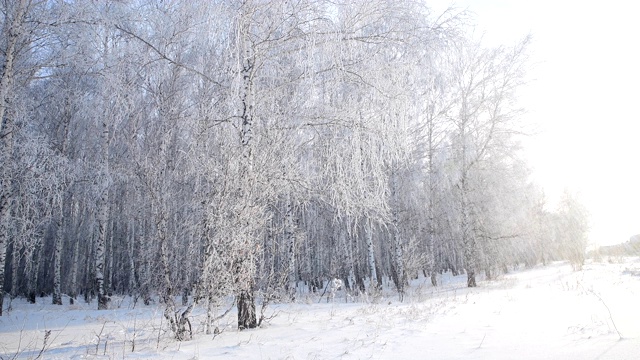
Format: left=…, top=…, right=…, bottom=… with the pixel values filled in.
left=52, top=216, right=64, bottom=305
left=0, top=173, right=11, bottom=314
left=52, top=109, right=72, bottom=306
left=458, top=93, right=477, bottom=287
left=0, top=0, right=27, bottom=135
left=461, top=175, right=477, bottom=287
left=426, top=121, right=439, bottom=287
left=284, top=194, right=296, bottom=299
left=95, top=116, right=110, bottom=309
left=390, top=167, right=405, bottom=299
left=235, top=2, right=258, bottom=330
left=365, top=219, right=378, bottom=290
left=0, top=0, right=29, bottom=317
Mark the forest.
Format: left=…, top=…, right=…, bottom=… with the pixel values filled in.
left=0, top=0, right=589, bottom=339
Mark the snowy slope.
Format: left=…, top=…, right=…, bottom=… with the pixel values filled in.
left=2, top=258, right=639, bottom=359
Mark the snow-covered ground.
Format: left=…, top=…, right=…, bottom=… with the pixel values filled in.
left=2, top=258, right=640, bottom=359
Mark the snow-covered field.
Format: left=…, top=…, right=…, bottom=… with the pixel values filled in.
left=2, top=258, right=640, bottom=359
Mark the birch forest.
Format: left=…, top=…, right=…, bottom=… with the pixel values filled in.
left=0, top=0, right=589, bottom=335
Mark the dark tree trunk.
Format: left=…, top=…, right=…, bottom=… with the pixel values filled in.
left=467, top=270, right=476, bottom=287
left=237, top=290, right=257, bottom=330
left=69, top=236, right=79, bottom=305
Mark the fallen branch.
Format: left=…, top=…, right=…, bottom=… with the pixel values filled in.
left=586, top=288, right=624, bottom=340
left=477, top=333, right=486, bottom=349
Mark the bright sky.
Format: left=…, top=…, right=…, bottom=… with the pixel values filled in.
left=431, top=0, right=640, bottom=246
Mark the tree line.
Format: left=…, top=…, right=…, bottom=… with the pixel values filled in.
left=0, top=0, right=588, bottom=336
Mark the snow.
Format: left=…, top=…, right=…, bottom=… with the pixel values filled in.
left=2, top=258, right=640, bottom=359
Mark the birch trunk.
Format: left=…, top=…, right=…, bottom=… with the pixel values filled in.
left=390, top=167, right=405, bottom=299
left=0, top=0, right=27, bottom=135
left=83, top=233, right=93, bottom=304
left=235, top=4, right=257, bottom=330
left=11, top=237, right=19, bottom=298
left=0, top=0, right=29, bottom=317
left=426, top=110, right=439, bottom=287
left=52, top=217, right=64, bottom=305
left=159, top=210, right=186, bottom=339
left=237, top=290, right=257, bottom=330
left=206, top=296, right=214, bottom=335
left=284, top=194, right=296, bottom=299
left=69, top=237, right=79, bottom=305
left=140, top=216, right=151, bottom=305
left=365, top=220, right=378, bottom=290
left=0, top=107, right=14, bottom=315
left=52, top=95, right=73, bottom=306
left=339, top=227, right=355, bottom=292
left=69, top=201, right=83, bottom=305
left=461, top=169, right=477, bottom=287
left=96, top=116, right=110, bottom=309
left=159, top=213, right=172, bottom=302
left=128, top=218, right=137, bottom=297
left=0, top=199, right=10, bottom=313
left=27, top=240, right=42, bottom=304
left=106, top=221, right=114, bottom=295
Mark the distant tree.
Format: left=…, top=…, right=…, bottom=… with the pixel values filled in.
left=555, top=190, right=590, bottom=270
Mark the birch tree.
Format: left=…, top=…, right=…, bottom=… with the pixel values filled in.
left=0, top=0, right=58, bottom=315
left=447, top=37, right=530, bottom=287
left=0, top=0, right=28, bottom=316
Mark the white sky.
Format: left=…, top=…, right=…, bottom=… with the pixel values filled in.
left=430, top=0, right=640, bottom=246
